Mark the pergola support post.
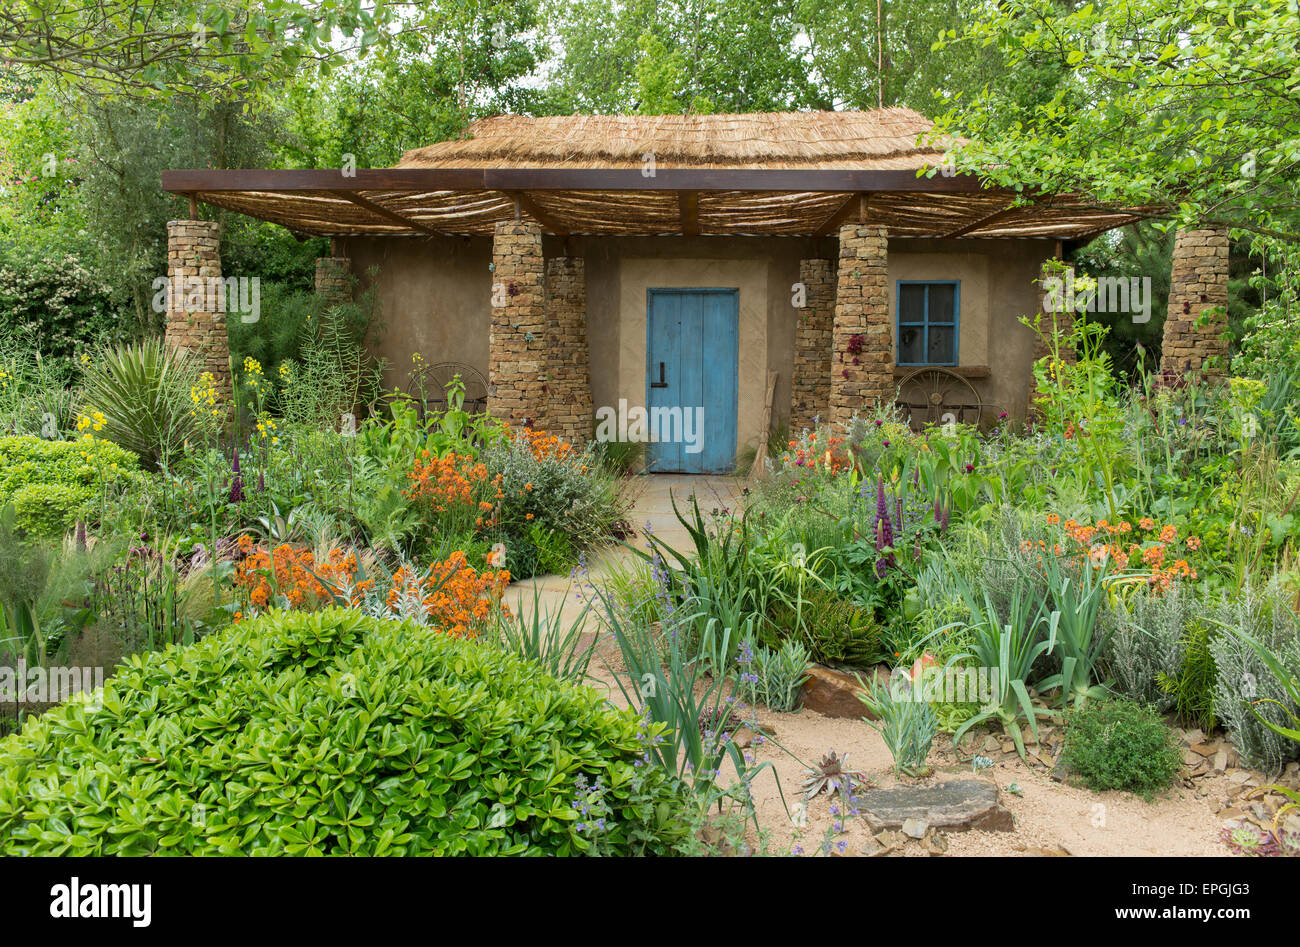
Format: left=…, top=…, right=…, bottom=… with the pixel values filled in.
left=830, top=224, right=892, bottom=429
left=488, top=219, right=547, bottom=428
left=791, top=258, right=835, bottom=434
left=315, top=255, right=352, bottom=305
left=165, top=218, right=231, bottom=402
left=1160, top=226, right=1230, bottom=379
left=543, top=257, right=592, bottom=443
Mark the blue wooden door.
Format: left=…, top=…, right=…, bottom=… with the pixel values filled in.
left=646, top=289, right=738, bottom=474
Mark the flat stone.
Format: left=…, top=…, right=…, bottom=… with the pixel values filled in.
left=1212, top=750, right=1228, bottom=772
left=901, top=818, right=929, bottom=839
left=799, top=665, right=883, bottom=719
left=1188, top=741, right=1217, bottom=758
left=860, top=779, right=1014, bottom=833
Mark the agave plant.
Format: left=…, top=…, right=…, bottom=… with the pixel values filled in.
left=799, top=750, right=868, bottom=801
left=78, top=339, right=203, bottom=469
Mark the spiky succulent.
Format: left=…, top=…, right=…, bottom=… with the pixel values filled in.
left=800, top=750, right=868, bottom=801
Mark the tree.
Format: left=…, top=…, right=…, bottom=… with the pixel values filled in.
left=929, top=0, right=1300, bottom=241
left=0, top=0, right=389, bottom=100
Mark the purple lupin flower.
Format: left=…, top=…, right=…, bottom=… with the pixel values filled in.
left=230, top=444, right=245, bottom=503
left=875, top=478, right=895, bottom=578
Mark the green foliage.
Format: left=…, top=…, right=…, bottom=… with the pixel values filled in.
left=768, top=586, right=881, bottom=668
left=490, top=584, right=594, bottom=684
left=948, top=578, right=1060, bottom=760
left=858, top=675, right=938, bottom=777
left=0, top=343, right=79, bottom=438
left=0, top=244, right=121, bottom=359
left=0, top=436, right=139, bottom=537
left=1062, top=699, right=1182, bottom=800
left=1157, top=622, right=1218, bottom=733
left=0, top=608, right=691, bottom=855
left=78, top=339, right=202, bottom=469
left=1208, top=584, right=1300, bottom=773
left=735, top=634, right=810, bottom=713
left=1100, top=585, right=1189, bottom=711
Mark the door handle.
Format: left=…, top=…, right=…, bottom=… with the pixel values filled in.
left=650, top=361, right=668, bottom=388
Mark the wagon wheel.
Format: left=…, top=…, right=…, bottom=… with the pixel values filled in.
left=406, top=361, right=489, bottom=416
left=895, top=367, right=983, bottom=431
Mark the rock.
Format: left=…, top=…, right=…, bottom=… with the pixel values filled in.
left=1000, top=740, right=1016, bottom=755
left=1212, top=750, right=1228, bottom=773
left=800, top=665, right=882, bottom=719
left=1184, top=728, right=1205, bottom=746
left=1182, top=749, right=1202, bottom=766
left=924, top=831, right=948, bottom=855
left=1284, top=813, right=1300, bottom=836
left=981, top=735, right=1001, bottom=753
left=860, top=779, right=1015, bottom=833
left=1225, top=769, right=1252, bottom=785
left=1188, top=741, right=1217, bottom=758
left=733, top=729, right=754, bottom=749
left=1021, top=846, right=1071, bottom=857
left=901, top=818, right=929, bottom=839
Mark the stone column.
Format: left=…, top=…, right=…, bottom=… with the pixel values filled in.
left=830, top=224, right=891, bottom=428
left=165, top=219, right=231, bottom=401
left=543, top=256, right=592, bottom=444
left=791, top=258, right=835, bottom=435
left=488, top=220, right=546, bottom=428
left=1160, top=226, right=1230, bottom=378
left=315, top=256, right=351, bottom=305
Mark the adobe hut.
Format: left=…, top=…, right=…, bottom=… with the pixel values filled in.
left=162, top=108, right=1227, bottom=474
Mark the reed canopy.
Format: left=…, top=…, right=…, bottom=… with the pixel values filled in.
left=162, top=108, right=1145, bottom=240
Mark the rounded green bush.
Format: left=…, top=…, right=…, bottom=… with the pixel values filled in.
left=0, top=434, right=140, bottom=536
left=0, top=608, right=691, bottom=855
left=1063, top=699, right=1183, bottom=800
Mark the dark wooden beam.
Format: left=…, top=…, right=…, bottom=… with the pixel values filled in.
left=162, top=168, right=999, bottom=195
left=940, top=204, right=1021, bottom=238
left=678, top=191, right=699, bottom=236
left=813, top=193, right=863, bottom=237
left=501, top=190, right=569, bottom=235
left=327, top=190, right=441, bottom=236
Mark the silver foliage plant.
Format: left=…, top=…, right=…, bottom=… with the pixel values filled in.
left=1209, top=580, right=1300, bottom=774
left=1100, top=583, right=1189, bottom=711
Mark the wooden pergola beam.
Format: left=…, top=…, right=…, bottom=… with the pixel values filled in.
left=500, top=190, right=569, bottom=235
left=813, top=193, right=865, bottom=237
left=328, top=190, right=441, bottom=236
left=163, top=168, right=998, bottom=194
left=678, top=191, right=699, bottom=236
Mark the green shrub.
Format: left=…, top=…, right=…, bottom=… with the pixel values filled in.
left=0, top=608, right=692, bottom=855
left=0, top=435, right=140, bottom=536
left=768, top=587, right=882, bottom=668
left=1062, top=699, right=1182, bottom=800
left=0, top=244, right=122, bottom=360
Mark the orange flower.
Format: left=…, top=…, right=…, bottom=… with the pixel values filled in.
left=1046, top=513, right=1060, bottom=525
left=1159, top=524, right=1177, bottom=543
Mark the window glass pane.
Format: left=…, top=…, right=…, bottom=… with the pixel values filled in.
left=927, top=325, right=955, bottom=363
left=899, top=284, right=926, bottom=323
left=928, top=284, right=956, bottom=323
left=898, top=325, right=924, bottom=364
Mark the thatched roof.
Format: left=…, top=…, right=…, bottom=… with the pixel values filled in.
left=163, top=109, right=1150, bottom=240
left=398, top=108, right=954, bottom=170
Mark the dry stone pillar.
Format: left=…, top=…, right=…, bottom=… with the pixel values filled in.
left=488, top=220, right=547, bottom=428
left=315, top=256, right=351, bottom=304
left=791, top=258, right=835, bottom=434
left=830, top=224, right=891, bottom=428
left=165, top=219, right=230, bottom=401
left=544, top=256, right=592, bottom=443
left=1160, top=227, right=1230, bottom=378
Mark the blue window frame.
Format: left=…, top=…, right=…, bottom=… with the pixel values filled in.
left=896, top=280, right=960, bottom=366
